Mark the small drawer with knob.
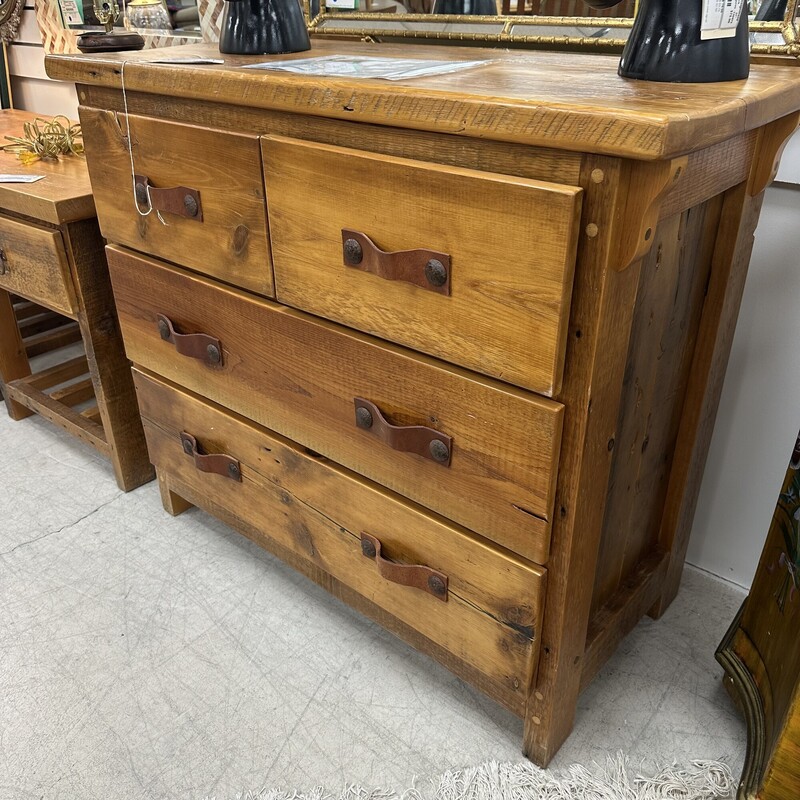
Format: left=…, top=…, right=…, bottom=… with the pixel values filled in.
left=133, top=367, right=547, bottom=715
left=79, top=107, right=273, bottom=297
left=0, top=214, right=76, bottom=316
left=262, top=135, right=583, bottom=396
left=108, top=245, right=565, bottom=564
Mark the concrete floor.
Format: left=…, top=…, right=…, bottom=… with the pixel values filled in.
left=0, top=409, right=747, bottom=800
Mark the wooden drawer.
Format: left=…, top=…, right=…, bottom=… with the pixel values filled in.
left=79, top=108, right=273, bottom=297
left=262, top=136, right=582, bottom=396
left=108, top=245, right=564, bottom=563
left=0, top=215, right=75, bottom=316
left=134, top=368, right=546, bottom=715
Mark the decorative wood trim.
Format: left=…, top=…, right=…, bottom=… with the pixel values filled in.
left=614, top=156, right=687, bottom=271
left=748, top=111, right=800, bottom=196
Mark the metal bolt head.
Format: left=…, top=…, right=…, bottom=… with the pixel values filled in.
left=429, top=439, right=450, bottom=463
left=343, top=238, right=363, bottom=265
left=424, top=259, right=448, bottom=287
left=158, top=319, right=170, bottom=340
left=184, top=193, right=199, bottom=217
left=228, top=462, right=241, bottom=480
left=135, top=182, right=148, bottom=206
left=182, top=437, right=194, bottom=455
left=206, top=344, right=221, bottom=365
left=355, top=406, right=373, bottom=429
left=361, top=538, right=377, bottom=558
left=428, top=575, right=446, bottom=596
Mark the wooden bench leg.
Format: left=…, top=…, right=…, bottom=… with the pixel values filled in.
left=63, top=219, right=154, bottom=492
left=0, top=289, right=33, bottom=420
left=158, top=470, right=193, bottom=516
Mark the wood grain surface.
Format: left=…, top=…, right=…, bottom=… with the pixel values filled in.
left=0, top=213, right=76, bottom=317
left=0, top=110, right=95, bottom=224
left=136, top=369, right=546, bottom=715
left=264, top=135, right=582, bottom=396
left=109, top=245, right=564, bottom=563
left=79, top=108, right=273, bottom=298
left=45, top=41, right=800, bottom=160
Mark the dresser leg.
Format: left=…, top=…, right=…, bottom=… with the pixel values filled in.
left=158, top=470, right=193, bottom=516
left=651, top=181, right=764, bottom=619
left=62, top=220, right=154, bottom=492
left=0, top=289, right=33, bottom=420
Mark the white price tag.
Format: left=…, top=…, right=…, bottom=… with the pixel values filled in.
left=0, top=175, right=45, bottom=183
left=701, top=0, right=744, bottom=40
left=327, top=0, right=358, bottom=8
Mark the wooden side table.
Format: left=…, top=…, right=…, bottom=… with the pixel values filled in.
left=0, top=110, right=152, bottom=491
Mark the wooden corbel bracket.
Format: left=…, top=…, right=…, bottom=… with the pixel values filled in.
left=613, top=155, right=688, bottom=272
left=748, top=110, right=800, bottom=197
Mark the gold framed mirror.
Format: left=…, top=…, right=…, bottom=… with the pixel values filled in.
left=308, top=0, right=800, bottom=58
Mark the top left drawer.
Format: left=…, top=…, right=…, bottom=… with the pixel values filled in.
left=79, top=108, right=273, bottom=298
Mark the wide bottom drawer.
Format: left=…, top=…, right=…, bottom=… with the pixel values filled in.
left=134, top=369, right=546, bottom=714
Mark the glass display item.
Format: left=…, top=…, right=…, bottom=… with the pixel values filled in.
left=127, top=0, right=173, bottom=29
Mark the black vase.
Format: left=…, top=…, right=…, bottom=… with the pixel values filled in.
left=618, top=0, right=749, bottom=82
left=431, top=0, right=496, bottom=13
left=219, top=0, right=311, bottom=55
left=754, top=0, right=787, bottom=20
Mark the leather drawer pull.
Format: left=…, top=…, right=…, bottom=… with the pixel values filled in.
left=180, top=432, right=242, bottom=482
left=360, top=532, right=448, bottom=601
left=354, top=397, right=452, bottom=466
left=342, top=229, right=451, bottom=296
left=134, top=174, right=203, bottom=221
left=157, top=313, right=223, bottom=368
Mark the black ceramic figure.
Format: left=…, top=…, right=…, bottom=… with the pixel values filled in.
left=755, top=0, right=787, bottom=20
left=431, top=0, right=496, bottom=13
left=219, top=0, right=311, bottom=55
left=585, top=0, right=749, bottom=82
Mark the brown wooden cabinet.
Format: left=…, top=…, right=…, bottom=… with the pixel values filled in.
left=46, top=41, right=800, bottom=765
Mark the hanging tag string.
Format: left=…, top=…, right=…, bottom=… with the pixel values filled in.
left=120, top=60, right=167, bottom=226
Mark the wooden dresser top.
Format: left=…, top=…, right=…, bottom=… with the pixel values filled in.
left=47, top=39, right=800, bottom=161
left=0, top=110, right=94, bottom=224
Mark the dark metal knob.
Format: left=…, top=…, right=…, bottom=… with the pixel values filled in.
left=355, top=406, right=373, bottom=429
left=182, top=437, right=194, bottom=455
left=428, top=575, right=447, bottom=596
left=429, top=439, right=450, bottom=463
left=0, top=248, right=7, bottom=276
left=135, top=182, right=148, bottom=207
left=206, top=344, right=221, bottom=364
left=424, top=259, right=447, bottom=287
left=228, top=462, right=241, bottom=480
left=361, top=538, right=377, bottom=558
left=184, top=194, right=199, bottom=217
left=344, top=238, right=363, bottom=265
left=158, top=319, right=170, bottom=340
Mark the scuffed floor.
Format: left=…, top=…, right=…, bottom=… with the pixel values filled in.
left=0, top=410, right=746, bottom=799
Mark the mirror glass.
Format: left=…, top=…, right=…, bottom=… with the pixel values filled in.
left=310, top=0, right=800, bottom=56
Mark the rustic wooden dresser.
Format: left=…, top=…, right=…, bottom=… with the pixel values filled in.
left=46, top=42, right=800, bottom=765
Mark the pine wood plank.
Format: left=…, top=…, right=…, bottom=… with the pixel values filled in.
left=62, top=218, right=154, bottom=492
left=137, top=369, right=546, bottom=714
left=5, top=378, right=109, bottom=453
left=263, top=135, right=582, bottom=396
left=45, top=42, right=800, bottom=159
left=108, top=245, right=564, bottom=563
left=24, top=321, right=82, bottom=357
left=21, top=353, right=87, bottom=390
left=0, top=110, right=95, bottom=224
left=79, top=108, right=273, bottom=299
left=0, top=214, right=77, bottom=316
left=0, top=287, right=32, bottom=419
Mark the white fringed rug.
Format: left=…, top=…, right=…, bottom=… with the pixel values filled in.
left=205, top=755, right=736, bottom=800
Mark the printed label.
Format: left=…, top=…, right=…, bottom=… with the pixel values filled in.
left=701, top=0, right=744, bottom=40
